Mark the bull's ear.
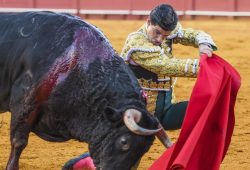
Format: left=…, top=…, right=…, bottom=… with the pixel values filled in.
left=104, top=107, right=123, bottom=126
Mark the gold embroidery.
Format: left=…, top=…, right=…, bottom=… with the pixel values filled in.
left=144, top=90, right=158, bottom=114
left=121, top=22, right=216, bottom=113
left=138, top=79, right=171, bottom=114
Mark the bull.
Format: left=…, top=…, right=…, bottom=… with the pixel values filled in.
left=0, top=11, right=172, bottom=170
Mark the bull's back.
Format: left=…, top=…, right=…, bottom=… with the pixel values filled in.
left=0, top=12, right=90, bottom=112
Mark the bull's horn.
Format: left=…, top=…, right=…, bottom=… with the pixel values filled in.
left=123, top=109, right=162, bottom=135
left=155, top=123, right=173, bottom=148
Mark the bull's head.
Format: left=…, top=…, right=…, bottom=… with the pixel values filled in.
left=123, top=109, right=173, bottom=148
left=89, top=107, right=172, bottom=170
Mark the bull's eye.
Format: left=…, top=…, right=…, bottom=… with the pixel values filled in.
left=117, top=136, right=130, bottom=151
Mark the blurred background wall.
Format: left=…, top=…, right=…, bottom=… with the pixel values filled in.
left=0, top=0, right=249, bottom=19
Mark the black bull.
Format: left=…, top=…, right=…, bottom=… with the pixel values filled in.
left=0, top=12, right=171, bottom=170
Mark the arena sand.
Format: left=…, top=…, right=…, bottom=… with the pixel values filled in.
left=0, top=19, right=249, bottom=170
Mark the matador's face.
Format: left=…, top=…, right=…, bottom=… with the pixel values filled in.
left=146, top=19, right=171, bottom=46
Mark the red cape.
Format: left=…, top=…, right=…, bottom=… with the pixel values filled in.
left=149, top=54, right=241, bottom=170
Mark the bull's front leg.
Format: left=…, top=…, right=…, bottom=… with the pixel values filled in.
left=6, top=79, right=38, bottom=170
left=6, top=115, right=31, bottom=170
left=6, top=102, right=39, bottom=170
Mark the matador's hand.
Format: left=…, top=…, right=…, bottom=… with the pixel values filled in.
left=199, top=43, right=213, bottom=57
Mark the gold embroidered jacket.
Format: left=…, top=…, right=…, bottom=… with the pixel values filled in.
left=121, top=22, right=217, bottom=113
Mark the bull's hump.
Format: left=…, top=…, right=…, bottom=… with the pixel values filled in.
left=73, top=21, right=116, bottom=65
left=35, top=17, right=116, bottom=102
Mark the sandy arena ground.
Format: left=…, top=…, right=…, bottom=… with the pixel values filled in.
left=0, top=19, right=250, bottom=170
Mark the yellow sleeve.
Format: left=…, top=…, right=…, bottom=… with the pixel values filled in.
left=131, top=51, right=199, bottom=77
left=168, top=22, right=217, bottom=50
left=121, top=32, right=199, bottom=78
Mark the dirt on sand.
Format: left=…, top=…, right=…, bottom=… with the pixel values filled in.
left=0, top=19, right=250, bottom=170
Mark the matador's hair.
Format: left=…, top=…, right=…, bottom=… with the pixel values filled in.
left=149, top=4, right=178, bottom=31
